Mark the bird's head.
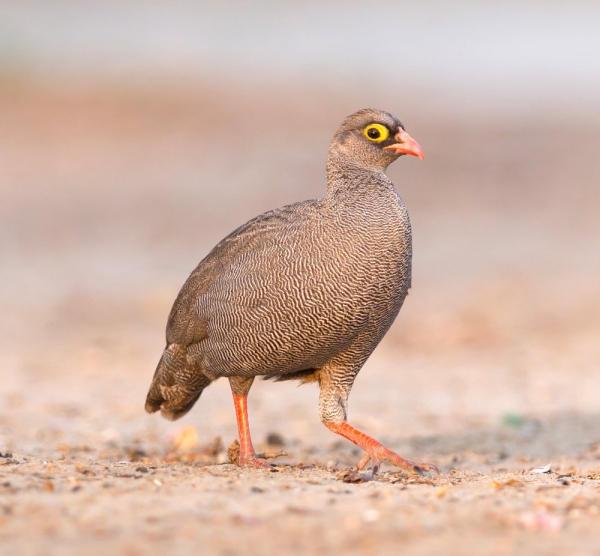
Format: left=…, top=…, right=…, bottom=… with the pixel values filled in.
left=329, top=108, right=424, bottom=172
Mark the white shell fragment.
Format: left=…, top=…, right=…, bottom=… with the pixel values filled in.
left=529, top=463, right=552, bottom=474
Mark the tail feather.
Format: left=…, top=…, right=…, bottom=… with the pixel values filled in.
left=145, top=343, right=212, bottom=420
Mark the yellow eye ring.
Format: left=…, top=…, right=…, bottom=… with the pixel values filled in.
left=363, top=123, right=390, bottom=143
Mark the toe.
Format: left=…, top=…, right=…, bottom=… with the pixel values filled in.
left=240, top=457, right=273, bottom=469
left=357, top=452, right=371, bottom=471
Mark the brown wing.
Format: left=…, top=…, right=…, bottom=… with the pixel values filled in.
left=165, top=199, right=317, bottom=347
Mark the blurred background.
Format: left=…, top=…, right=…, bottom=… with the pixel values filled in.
left=0, top=0, right=599, bottom=461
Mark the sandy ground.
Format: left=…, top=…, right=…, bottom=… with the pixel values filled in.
left=1, top=80, right=600, bottom=555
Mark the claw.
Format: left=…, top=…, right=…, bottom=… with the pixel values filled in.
left=415, top=462, right=440, bottom=475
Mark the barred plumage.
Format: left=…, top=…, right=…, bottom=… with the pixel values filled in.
left=145, top=108, right=439, bottom=475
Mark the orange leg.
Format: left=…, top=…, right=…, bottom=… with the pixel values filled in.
left=232, top=393, right=271, bottom=468
left=325, top=421, right=440, bottom=476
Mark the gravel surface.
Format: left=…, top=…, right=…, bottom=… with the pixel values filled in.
left=1, top=82, right=599, bottom=555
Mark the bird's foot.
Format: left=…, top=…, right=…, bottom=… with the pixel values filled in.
left=357, top=444, right=440, bottom=477
left=324, top=421, right=439, bottom=478
left=239, top=455, right=273, bottom=469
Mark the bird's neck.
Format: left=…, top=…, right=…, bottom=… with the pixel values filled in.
left=325, top=154, right=396, bottom=201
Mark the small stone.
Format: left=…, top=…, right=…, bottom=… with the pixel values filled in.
left=265, top=432, right=285, bottom=447
left=337, top=468, right=370, bottom=483
left=436, top=485, right=449, bottom=498
left=76, top=462, right=94, bottom=475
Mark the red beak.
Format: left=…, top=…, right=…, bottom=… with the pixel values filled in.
left=383, top=129, right=424, bottom=160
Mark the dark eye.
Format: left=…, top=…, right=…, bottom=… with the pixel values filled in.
left=367, top=127, right=380, bottom=139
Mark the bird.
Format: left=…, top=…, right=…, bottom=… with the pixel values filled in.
left=145, top=108, right=439, bottom=476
